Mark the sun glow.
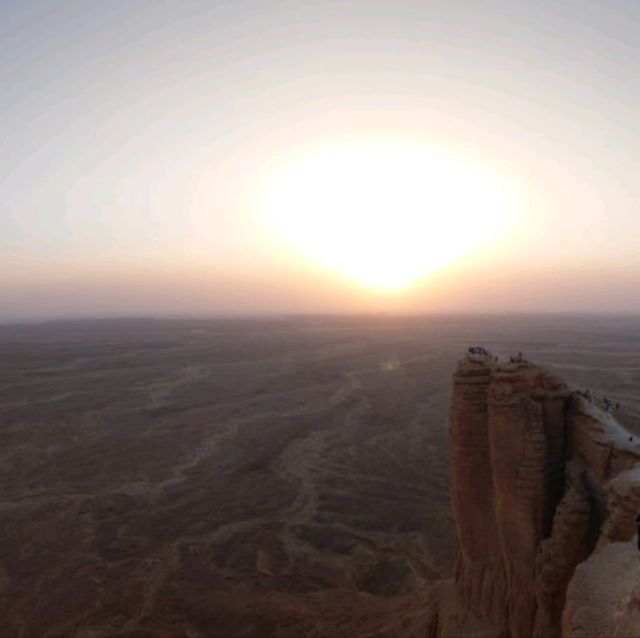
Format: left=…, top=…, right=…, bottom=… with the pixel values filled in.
left=262, top=142, right=513, bottom=290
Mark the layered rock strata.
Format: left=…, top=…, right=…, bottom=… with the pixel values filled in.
left=429, top=356, right=640, bottom=638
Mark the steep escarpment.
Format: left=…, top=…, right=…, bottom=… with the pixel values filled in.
left=429, top=356, right=640, bottom=638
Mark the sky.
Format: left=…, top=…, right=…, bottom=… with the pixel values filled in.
left=1, top=0, right=639, bottom=318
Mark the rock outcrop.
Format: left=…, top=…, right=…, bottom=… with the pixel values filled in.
left=428, top=355, right=640, bottom=637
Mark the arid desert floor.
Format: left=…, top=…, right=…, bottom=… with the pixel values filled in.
left=1, top=315, right=639, bottom=637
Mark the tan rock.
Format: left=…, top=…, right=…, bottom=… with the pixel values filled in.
left=429, top=357, right=640, bottom=638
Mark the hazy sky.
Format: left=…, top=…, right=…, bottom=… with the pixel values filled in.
left=2, top=0, right=639, bottom=318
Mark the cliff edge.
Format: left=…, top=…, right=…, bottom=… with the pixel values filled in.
left=428, top=355, right=640, bottom=638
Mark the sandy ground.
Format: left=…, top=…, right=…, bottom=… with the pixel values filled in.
left=0, top=315, right=638, bottom=637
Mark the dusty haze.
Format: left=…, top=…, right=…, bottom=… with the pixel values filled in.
left=2, top=314, right=640, bottom=636
left=3, top=1, right=640, bottom=317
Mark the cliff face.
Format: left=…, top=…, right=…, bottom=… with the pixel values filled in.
left=430, top=356, right=640, bottom=638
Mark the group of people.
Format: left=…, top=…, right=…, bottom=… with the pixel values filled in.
left=603, top=397, right=621, bottom=414
left=464, top=350, right=628, bottom=430
left=467, top=347, right=526, bottom=365
left=578, top=389, right=593, bottom=402
left=578, top=389, right=621, bottom=414
left=468, top=346, right=490, bottom=356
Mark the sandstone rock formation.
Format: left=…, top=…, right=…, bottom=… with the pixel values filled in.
left=428, top=355, right=640, bottom=638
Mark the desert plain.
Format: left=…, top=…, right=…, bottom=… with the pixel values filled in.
left=1, top=315, right=639, bottom=637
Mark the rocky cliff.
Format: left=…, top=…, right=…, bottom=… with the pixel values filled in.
left=428, top=355, right=640, bottom=638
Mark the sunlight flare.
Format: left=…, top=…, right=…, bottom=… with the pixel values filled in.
left=261, top=142, right=513, bottom=289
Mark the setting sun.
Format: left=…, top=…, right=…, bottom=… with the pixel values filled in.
left=261, top=142, right=513, bottom=289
